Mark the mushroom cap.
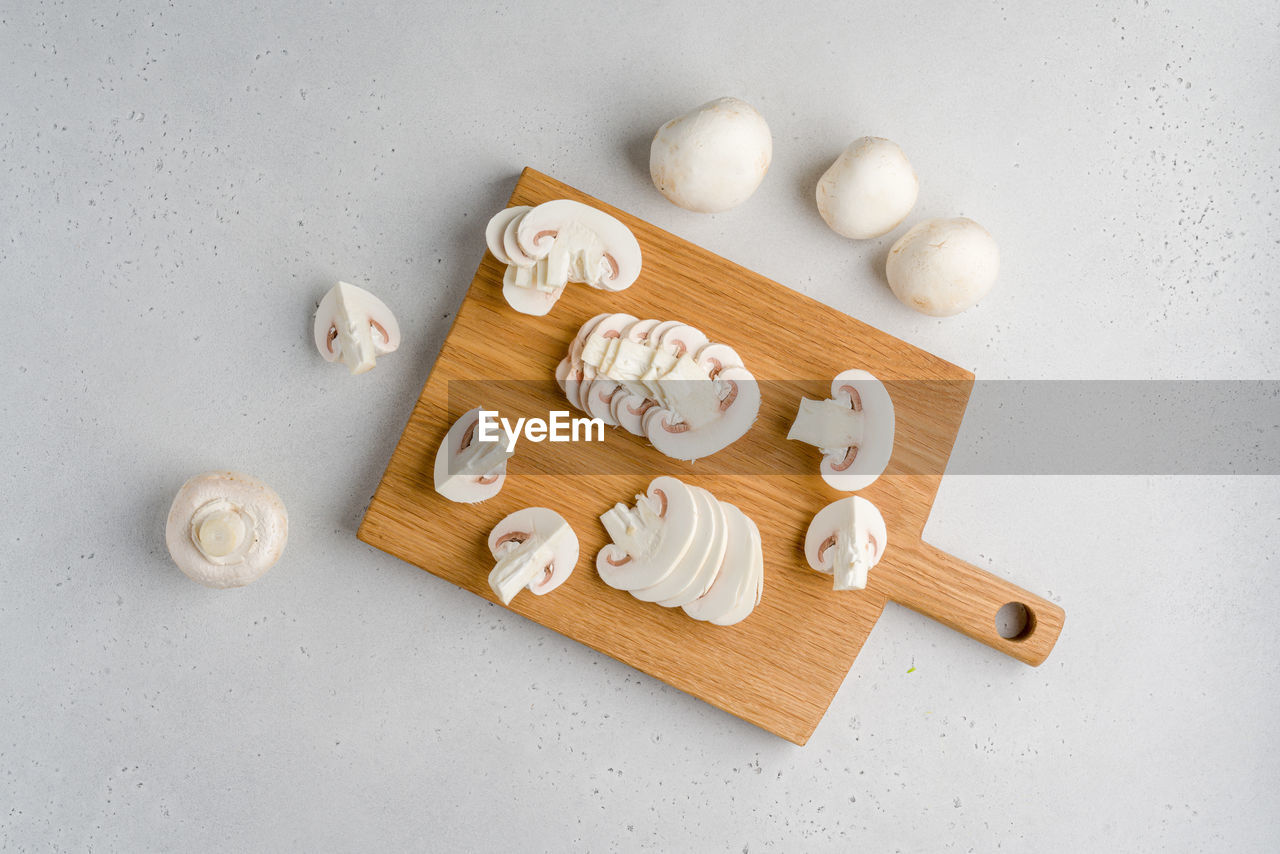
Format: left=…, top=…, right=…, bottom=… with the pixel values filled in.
left=433, top=407, right=508, bottom=503
left=597, top=476, right=699, bottom=592
left=650, top=96, right=773, bottom=213
left=514, top=199, right=642, bottom=291
left=817, top=369, right=896, bottom=492
left=885, top=217, right=1000, bottom=316
left=487, top=507, right=579, bottom=597
left=164, top=471, right=288, bottom=589
left=803, top=496, right=888, bottom=576
left=816, top=137, right=919, bottom=240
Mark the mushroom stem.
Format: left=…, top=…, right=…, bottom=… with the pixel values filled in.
left=831, top=528, right=869, bottom=591
left=335, top=301, right=378, bottom=375
left=189, top=498, right=256, bottom=565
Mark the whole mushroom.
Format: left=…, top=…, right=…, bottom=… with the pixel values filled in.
left=165, top=471, right=288, bottom=588
left=816, top=137, right=918, bottom=240
left=650, top=97, right=772, bottom=213
left=885, top=218, right=1000, bottom=316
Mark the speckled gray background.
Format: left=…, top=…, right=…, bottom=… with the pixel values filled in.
left=2, top=1, right=1278, bottom=851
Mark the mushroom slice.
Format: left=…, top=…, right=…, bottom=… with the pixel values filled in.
left=596, top=476, right=698, bottom=592
left=644, top=366, right=760, bottom=462
left=684, top=503, right=764, bottom=625
left=576, top=313, right=639, bottom=375
left=484, top=205, right=532, bottom=266
left=804, top=496, right=888, bottom=591
left=788, top=369, right=895, bottom=492
left=165, top=471, right=288, bottom=589
left=313, top=281, right=401, bottom=375
left=651, top=486, right=729, bottom=607
left=501, top=264, right=565, bottom=316
left=514, top=200, right=643, bottom=291
left=433, top=407, right=513, bottom=504
left=655, top=323, right=710, bottom=359
left=487, top=508, right=579, bottom=605
left=502, top=211, right=540, bottom=268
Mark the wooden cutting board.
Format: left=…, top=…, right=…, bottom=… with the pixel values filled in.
left=358, top=168, right=1065, bottom=745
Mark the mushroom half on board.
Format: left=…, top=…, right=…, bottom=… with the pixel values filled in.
left=487, top=508, right=579, bottom=606
left=165, top=471, right=288, bottom=589
left=787, top=369, right=895, bottom=492
left=433, top=407, right=514, bottom=504
left=804, top=495, right=887, bottom=591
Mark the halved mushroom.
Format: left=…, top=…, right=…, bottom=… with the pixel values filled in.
left=433, top=407, right=513, bottom=503
left=804, top=496, right=888, bottom=591
left=515, top=200, right=642, bottom=291
left=787, top=369, right=895, bottom=492
left=313, top=281, right=401, bottom=375
left=597, top=476, right=699, bottom=593
left=165, top=471, right=288, bottom=589
left=682, top=503, right=763, bottom=626
left=487, top=508, right=579, bottom=605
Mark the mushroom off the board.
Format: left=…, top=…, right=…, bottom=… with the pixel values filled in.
left=358, top=168, right=1065, bottom=746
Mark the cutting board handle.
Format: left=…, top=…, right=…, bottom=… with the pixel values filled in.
left=890, top=543, right=1065, bottom=666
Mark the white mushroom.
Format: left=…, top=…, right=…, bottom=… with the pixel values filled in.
left=165, top=471, right=288, bottom=589
left=433, top=407, right=513, bottom=503
left=597, top=476, right=699, bottom=593
left=885, top=217, right=1000, bottom=316
left=487, top=508, right=579, bottom=605
left=804, top=496, right=887, bottom=591
left=650, top=97, right=773, bottom=213
left=816, top=137, right=919, bottom=240
left=312, top=281, right=400, bottom=374
left=787, top=369, right=895, bottom=492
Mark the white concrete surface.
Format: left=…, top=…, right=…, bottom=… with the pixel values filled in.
left=2, top=1, right=1277, bottom=850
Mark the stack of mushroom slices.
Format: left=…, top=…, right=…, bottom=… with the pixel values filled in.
left=485, top=199, right=642, bottom=316
left=558, top=313, right=760, bottom=461
left=597, top=476, right=763, bottom=626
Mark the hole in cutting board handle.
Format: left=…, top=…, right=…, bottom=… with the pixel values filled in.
left=995, top=601, right=1035, bottom=641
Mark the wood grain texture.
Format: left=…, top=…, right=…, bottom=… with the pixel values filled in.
left=358, top=168, right=1065, bottom=745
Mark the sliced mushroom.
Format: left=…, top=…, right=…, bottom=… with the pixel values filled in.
left=804, top=496, right=888, bottom=591
left=313, top=281, right=401, bottom=375
left=692, top=341, right=744, bottom=379
left=487, top=508, right=579, bottom=605
left=649, top=486, right=729, bottom=607
left=165, top=471, right=288, bottom=589
left=683, top=503, right=764, bottom=626
left=514, top=200, right=642, bottom=291
left=433, top=407, right=513, bottom=503
left=596, top=476, right=699, bottom=593
left=644, top=366, right=760, bottom=462
left=501, top=265, right=563, bottom=317
left=485, top=205, right=532, bottom=266
left=787, top=369, right=895, bottom=492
